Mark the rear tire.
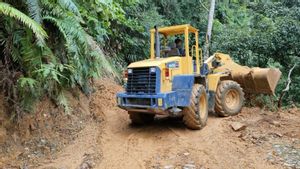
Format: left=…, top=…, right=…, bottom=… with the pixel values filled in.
left=215, top=80, right=244, bottom=117
left=183, top=84, right=208, bottom=130
left=128, top=112, right=154, bottom=125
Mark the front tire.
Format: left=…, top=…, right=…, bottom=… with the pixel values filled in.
left=183, top=84, right=208, bottom=130
left=128, top=112, right=154, bottom=125
left=215, top=80, right=245, bottom=117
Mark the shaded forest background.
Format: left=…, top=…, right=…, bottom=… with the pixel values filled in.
left=0, top=0, right=299, bottom=118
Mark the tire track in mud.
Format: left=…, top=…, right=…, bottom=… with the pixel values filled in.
left=96, top=109, right=146, bottom=169
left=97, top=108, right=280, bottom=169
left=97, top=108, right=222, bottom=169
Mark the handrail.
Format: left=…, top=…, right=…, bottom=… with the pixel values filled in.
left=192, top=45, right=196, bottom=58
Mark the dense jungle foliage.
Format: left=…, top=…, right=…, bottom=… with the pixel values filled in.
left=0, top=0, right=299, bottom=118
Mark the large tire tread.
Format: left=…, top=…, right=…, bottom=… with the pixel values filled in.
left=215, top=80, right=245, bottom=117
left=183, top=84, right=208, bottom=130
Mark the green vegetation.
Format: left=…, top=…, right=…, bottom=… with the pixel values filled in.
left=0, top=0, right=299, bottom=118
left=0, top=0, right=122, bottom=117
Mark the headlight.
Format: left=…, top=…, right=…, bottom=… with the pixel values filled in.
left=117, top=97, right=122, bottom=105
left=150, top=67, right=156, bottom=73
left=157, top=98, right=163, bottom=106
left=128, top=69, right=133, bottom=74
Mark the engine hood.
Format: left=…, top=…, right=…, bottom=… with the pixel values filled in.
left=128, top=57, right=181, bottom=68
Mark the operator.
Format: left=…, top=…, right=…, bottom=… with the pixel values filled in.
left=175, top=38, right=185, bottom=56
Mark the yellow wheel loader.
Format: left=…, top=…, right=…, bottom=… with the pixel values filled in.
left=117, top=24, right=281, bottom=130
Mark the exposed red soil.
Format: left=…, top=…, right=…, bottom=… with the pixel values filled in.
left=0, top=79, right=299, bottom=169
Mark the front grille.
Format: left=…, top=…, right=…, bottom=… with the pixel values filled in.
left=127, top=98, right=151, bottom=106
left=126, top=68, right=157, bottom=94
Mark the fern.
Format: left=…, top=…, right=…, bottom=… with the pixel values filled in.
left=40, top=0, right=65, bottom=17
left=19, top=31, right=43, bottom=70
left=43, top=14, right=118, bottom=87
left=58, top=0, right=82, bottom=19
left=86, top=34, right=119, bottom=78
left=43, top=15, right=88, bottom=51
left=0, top=2, right=47, bottom=44
left=57, top=90, right=72, bottom=114
left=25, top=0, right=42, bottom=23
left=0, top=0, right=124, bottom=115
left=34, top=63, right=69, bottom=84
left=17, top=77, right=41, bottom=112
left=43, top=15, right=88, bottom=86
left=18, top=77, right=38, bottom=91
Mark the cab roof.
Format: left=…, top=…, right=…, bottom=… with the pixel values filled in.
left=150, top=24, right=198, bottom=36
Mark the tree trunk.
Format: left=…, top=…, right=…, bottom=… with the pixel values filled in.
left=277, top=63, right=297, bottom=108
left=204, top=0, right=216, bottom=61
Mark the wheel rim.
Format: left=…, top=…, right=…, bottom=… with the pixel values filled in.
left=198, top=92, right=207, bottom=119
left=224, top=89, right=240, bottom=110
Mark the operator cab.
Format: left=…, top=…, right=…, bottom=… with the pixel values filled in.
left=152, top=28, right=197, bottom=58
left=150, top=24, right=203, bottom=74
left=159, top=39, right=185, bottom=57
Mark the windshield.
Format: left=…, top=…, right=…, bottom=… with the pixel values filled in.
left=156, top=35, right=184, bottom=58
left=154, top=33, right=197, bottom=58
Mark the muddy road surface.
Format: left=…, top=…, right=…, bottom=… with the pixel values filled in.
left=96, top=109, right=277, bottom=169
left=1, top=79, right=299, bottom=169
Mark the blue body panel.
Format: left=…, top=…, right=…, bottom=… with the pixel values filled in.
left=117, top=92, right=176, bottom=110
left=200, top=63, right=209, bottom=75
left=172, top=75, right=194, bottom=107
left=117, top=68, right=196, bottom=111
left=117, top=75, right=194, bottom=110
left=155, top=68, right=161, bottom=93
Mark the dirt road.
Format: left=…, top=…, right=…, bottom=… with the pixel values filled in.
left=39, top=80, right=300, bottom=169
left=97, top=109, right=277, bottom=169
left=1, top=79, right=299, bottom=169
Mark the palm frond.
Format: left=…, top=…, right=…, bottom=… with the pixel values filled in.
left=0, top=2, right=47, bottom=43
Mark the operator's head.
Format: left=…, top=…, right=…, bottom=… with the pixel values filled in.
left=175, top=38, right=183, bottom=48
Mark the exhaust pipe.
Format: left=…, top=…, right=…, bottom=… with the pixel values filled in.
left=154, top=26, right=160, bottom=59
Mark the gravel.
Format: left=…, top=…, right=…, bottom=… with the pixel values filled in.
left=269, top=143, right=300, bottom=169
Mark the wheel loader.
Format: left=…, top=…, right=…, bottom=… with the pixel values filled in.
left=116, top=24, right=282, bottom=130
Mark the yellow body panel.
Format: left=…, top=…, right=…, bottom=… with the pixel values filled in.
left=207, top=74, right=227, bottom=91
left=128, top=56, right=193, bottom=92
left=205, top=53, right=282, bottom=94
left=158, top=98, right=163, bottom=106
left=128, top=57, right=181, bottom=68
left=205, top=53, right=250, bottom=74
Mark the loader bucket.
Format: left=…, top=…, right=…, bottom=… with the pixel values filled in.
left=231, top=68, right=282, bottom=95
